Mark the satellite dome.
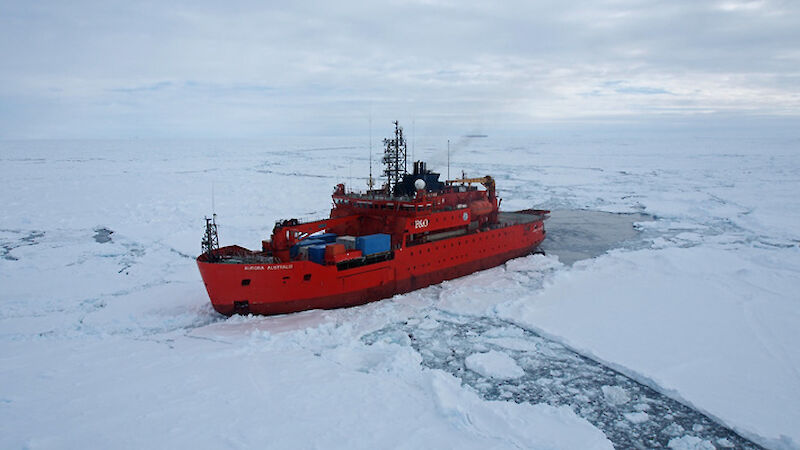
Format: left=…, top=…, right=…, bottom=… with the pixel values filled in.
left=414, top=179, right=426, bottom=190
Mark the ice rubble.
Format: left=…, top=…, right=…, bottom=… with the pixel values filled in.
left=365, top=311, right=764, bottom=448
left=465, top=350, right=526, bottom=379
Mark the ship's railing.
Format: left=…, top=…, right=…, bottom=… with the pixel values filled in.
left=217, top=254, right=275, bottom=264
left=341, top=191, right=416, bottom=201
left=335, top=250, right=394, bottom=271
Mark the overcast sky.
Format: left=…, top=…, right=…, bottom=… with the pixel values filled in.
left=1, top=0, right=798, bottom=138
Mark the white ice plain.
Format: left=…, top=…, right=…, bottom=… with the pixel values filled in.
left=1, top=133, right=799, bottom=449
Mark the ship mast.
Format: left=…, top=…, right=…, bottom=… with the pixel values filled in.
left=201, top=214, right=220, bottom=261
left=382, top=120, right=408, bottom=196
left=368, top=114, right=375, bottom=190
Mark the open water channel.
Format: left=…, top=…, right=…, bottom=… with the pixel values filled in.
left=366, top=210, right=763, bottom=449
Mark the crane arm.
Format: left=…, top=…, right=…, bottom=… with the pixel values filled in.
left=270, top=215, right=356, bottom=252
left=447, top=176, right=496, bottom=201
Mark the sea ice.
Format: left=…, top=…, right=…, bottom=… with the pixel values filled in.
left=2, top=133, right=799, bottom=448
left=497, top=243, right=800, bottom=447
left=602, top=385, right=630, bottom=406
left=668, top=435, right=716, bottom=450
left=465, top=350, right=526, bottom=379
left=429, top=371, right=612, bottom=449
left=623, top=411, right=649, bottom=424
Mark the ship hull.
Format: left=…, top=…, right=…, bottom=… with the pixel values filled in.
left=198, top=217, right=545, bottom=316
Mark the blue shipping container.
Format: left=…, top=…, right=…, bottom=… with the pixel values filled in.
left=299, top=238, right=323, bottom=246
left=291, top=238, right=324, bottom=258
left=308, top=245, right=327, bottom=264
left=315, top=233, right=338, bottom=243
left=356, top=233, right=391, bottom=256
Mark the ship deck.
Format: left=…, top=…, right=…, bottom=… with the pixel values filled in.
left=204, top=209, right=548, bottom=265
left=495, top=210, right=549, bottom=226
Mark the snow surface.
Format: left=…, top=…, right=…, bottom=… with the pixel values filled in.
left=1, top=133, right=799, bottom=448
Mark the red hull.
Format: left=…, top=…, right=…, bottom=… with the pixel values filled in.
left=198, top=217, right=545, bottom=316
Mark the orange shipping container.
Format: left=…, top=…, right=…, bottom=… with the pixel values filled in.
left=324, top=243, right=346, bottom=262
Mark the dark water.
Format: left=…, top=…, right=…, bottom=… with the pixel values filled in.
left=364, top=210, right=762, bottom=449
left=540, top=209, right=653, bottom=265
left=93, top=227, right=114, bottom=244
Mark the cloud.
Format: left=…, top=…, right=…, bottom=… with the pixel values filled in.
left=0, top=0, right=798, bottom=137
left=110, top=81, right=174, bottom=93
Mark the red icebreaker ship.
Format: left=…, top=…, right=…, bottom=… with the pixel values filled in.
left=197, top=122, right=549, bottom=316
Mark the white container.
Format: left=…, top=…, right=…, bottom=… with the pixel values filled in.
left=336, top=235, right=357, bottom=250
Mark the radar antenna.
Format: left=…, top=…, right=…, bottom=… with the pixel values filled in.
left=382, top=120, right=407, bottom=195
